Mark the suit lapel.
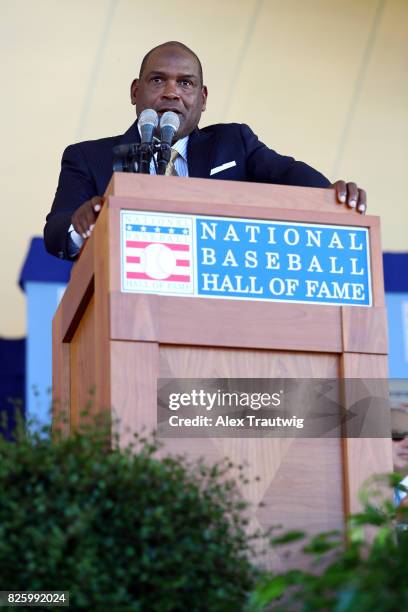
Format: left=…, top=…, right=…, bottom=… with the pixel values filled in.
left=187, top=128, right=215, bottom=179
left=120, top=120, right=140, bottom=145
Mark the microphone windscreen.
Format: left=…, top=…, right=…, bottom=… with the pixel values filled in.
left=138, top=108, right=159, bottom=136
left=160, top=111, right=180, bottom=133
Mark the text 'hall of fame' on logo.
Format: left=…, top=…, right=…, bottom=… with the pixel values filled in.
left=121, top=212, right=194, bottom=295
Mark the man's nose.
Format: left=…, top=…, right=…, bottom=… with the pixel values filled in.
left=162, top=80, right=180, bottom=99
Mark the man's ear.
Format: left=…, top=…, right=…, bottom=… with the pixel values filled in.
left=201, top=85, right=208, bottom=112
left=130, top=78, right=139, bottom=105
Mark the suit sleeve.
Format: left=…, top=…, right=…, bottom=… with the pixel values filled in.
left=44, top=144, right=98, bottom=259
left=240, top=124, right=331, bottom=188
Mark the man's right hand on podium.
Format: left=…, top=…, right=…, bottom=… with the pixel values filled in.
left=71, top=196, right=104, bottom=239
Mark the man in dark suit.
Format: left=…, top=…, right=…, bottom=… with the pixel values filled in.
left=44, top=41, right=367, bottom=260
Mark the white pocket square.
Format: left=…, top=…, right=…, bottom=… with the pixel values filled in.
left=210, top=161, right=237, bottom=176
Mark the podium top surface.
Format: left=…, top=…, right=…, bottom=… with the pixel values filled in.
left=105, top=173, right=374, bottom=227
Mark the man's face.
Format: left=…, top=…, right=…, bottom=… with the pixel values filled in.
left=131, top=46, right=207, bottom=140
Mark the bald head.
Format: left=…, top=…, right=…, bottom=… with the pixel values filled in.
left=139, top=41, right=203, bottom=86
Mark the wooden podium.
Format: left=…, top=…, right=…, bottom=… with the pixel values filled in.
left=53, top=174, right=392, bottom=569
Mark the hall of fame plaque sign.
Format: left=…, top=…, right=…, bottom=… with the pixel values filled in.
left=120, top=210, right=372, bottom=307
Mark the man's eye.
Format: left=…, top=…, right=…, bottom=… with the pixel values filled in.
left=151, top=77, right=163, bottom=84
left=179, top=80, right=192, bottom=87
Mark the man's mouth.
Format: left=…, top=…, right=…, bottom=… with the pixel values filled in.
left=157, top=108, right=183, bottom=117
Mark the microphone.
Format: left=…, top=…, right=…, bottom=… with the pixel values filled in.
left=157, top=112, right=180, bottom=175
left=137, top=109, right=159, bottom=173
left=138, top=108, right=159, bottom=144
left=160, top=111, right=180, bottom=146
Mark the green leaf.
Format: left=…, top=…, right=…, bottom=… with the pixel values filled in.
left=271, top=530, right=305, bottom=545
left=252, top=575, right=290, bottom=605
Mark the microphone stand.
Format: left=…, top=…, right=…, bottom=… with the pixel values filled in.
left=113, top=142, right=170, bottom=174
left=138, top=142, right=154, bottom=174
left=156, top=143, right=171, bottom=176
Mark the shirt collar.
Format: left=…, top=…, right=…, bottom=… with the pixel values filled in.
left=172, top=135, right=189, bottom=161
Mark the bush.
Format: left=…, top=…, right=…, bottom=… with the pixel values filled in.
left=249, top=474, right=408, bottom=612
left=0, top=421, right=257, bottom=610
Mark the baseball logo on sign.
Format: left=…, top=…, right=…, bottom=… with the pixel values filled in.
left=121, top=212, right=194, bottom=295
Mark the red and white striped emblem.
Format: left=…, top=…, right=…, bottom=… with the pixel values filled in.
left=126, top=240, right=190, bottom=282
left=122, top=212, right=194, bottom=295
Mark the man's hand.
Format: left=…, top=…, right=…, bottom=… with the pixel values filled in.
left=332, top=180, right=366, bottom=214
left=71, top=196, right=104, bottom=239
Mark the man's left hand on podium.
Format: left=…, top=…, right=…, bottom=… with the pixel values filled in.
left=332, top=180, right=367, bottom=214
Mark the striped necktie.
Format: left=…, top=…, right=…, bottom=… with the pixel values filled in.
left=165, top=148, right=179, bottom=176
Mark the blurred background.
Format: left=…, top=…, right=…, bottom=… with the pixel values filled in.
left=1, top=0, right=407, bottom=421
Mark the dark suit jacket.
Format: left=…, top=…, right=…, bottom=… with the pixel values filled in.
left=44, top=121, right=330, bottom=259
